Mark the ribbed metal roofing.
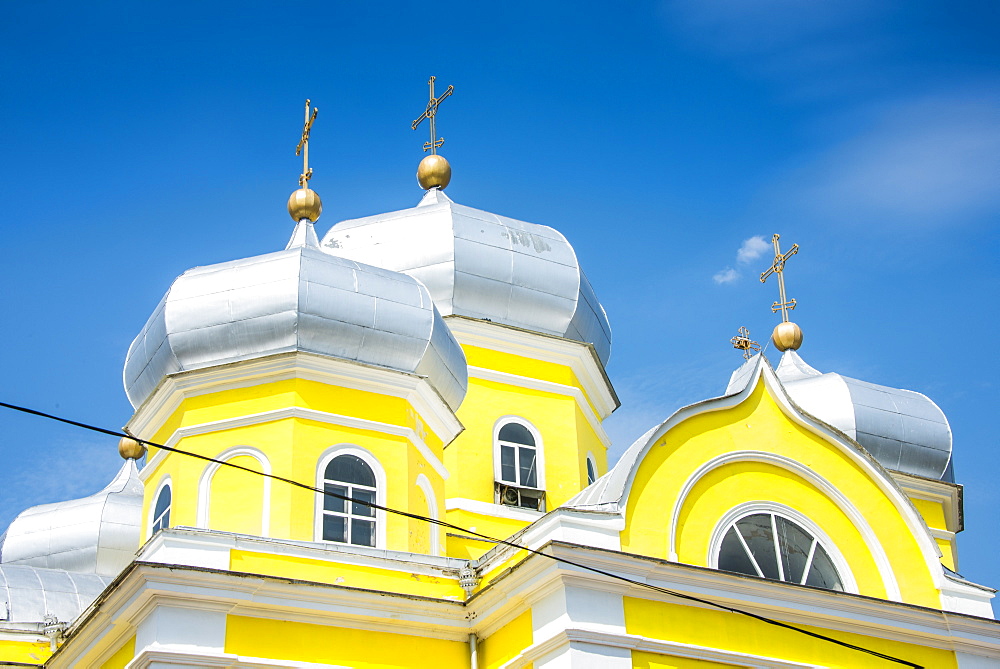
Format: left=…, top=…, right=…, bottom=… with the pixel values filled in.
left=123, top=221, right=468, bottom=411
left=771, top=351, right=953, bottom=481
left=0, top=460, right=142, bottom=577
left=320, top=190, right=612, bottom=365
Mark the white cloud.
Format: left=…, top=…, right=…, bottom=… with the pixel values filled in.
left=737, top=236, right=770, bottom=264
left=713, top=267, right=739, bottom=284
left=777, top=91, right=1000, bottom=227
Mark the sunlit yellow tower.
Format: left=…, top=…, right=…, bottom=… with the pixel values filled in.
left=123, top=100, right=467, bottom=556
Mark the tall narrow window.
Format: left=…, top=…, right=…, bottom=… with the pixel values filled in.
left=151, top=484, right=171, bottom=534
left=495, top=420, right=544, bottom=511
left=322, top=454, right=377, bottom=547
left=586, top=455, right=598, bottom=486
left=717, top=512, right=843, bottom=591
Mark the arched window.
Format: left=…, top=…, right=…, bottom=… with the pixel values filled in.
left=151, top=484, right=171, bottom=534
left=586, top=454, right=598, bottom=486
left=321, top=454, right=377, bottom=547
left=494, top=419, right=544, bottom=511
left=716, top=512, right=843, bottom=591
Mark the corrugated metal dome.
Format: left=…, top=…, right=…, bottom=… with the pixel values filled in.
left=770, top=351, right=953, bottom=481
left=0, top=460, right=142, bottom=577
left=320, top=189, right=612, bottom=365
left=123, top=223, right=468, bottom=411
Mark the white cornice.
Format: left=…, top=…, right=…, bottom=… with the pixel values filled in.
left=126, top=351, right=463, bottom=448
left=446, top=497, right=544, bottom=523
left=445, top=316, right=619, bottom=419
left=138, top=406, right=449, bottom=482
left=892, top=471, right=964, bottom=534
left=466, top=367, right=612, bottom=448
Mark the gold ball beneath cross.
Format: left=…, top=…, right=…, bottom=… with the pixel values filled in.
left=118, top=436, right=146, bottom=460
left=417, top=154, right=451, bottom=190
left=288, top=188, right=323, bottom=222
left=772, top=321, right=803, bottom=351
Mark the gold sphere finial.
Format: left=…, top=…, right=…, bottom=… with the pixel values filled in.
left=118, top=436, right=146, bottom=461
left=287, top=188, right=322, bottom=222
left=417, top=154, right=452, bottom=190
left=772, top=321, right=803, bottom=351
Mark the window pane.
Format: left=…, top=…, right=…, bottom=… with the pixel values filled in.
left=324, top=484, right=347, bottom=513
left=736, top=514, right=780, bottom=580
left=718, top=527, right=758, bottom=576
left=325, top=454, right=376, bottom=487
left=352, top=488, right=375, bottom=517
left=351, top=519, right=376, bottom=547
left=519, top=493, right=541, bottom=511
left=498, top=423, right=534, bottom=445
left=323, top=515, right=346, bottom=543
left=806, top=545, right=844, bottom=591
left=776, top=516, right=813, bottom=584
left=500, top=445, right=516, bottom=482
left=519, top=447, right=537, bottom=488
left=586, top=458, right=597, bottom=485
left=154, top=486, right=171, bottom=518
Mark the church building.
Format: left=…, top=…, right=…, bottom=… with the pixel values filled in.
left=0, top=93, right=997, bottom=668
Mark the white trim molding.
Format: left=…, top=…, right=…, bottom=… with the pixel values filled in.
left=445, top=316, right=618, bottom=419
left=707, top=501, right=859, bottom=595
left=669, top=450, right=897, bottom=600
left=126, top=351, right=463, bottom=449
left=493, top=415, right=547, bottom=493
left=196, top=446, right=272, bottom=538
left=415, top=473, right=441, bottom=556
left=140, top=405, right=449, bottom=483
left=469, top=366, right=612, bottom=449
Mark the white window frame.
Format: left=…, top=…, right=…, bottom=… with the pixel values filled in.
left=493, top=417, right=545, bottom=491
left=708, top=501, right=858, bottom=593
left=315, top=445, right=387, bottom=549
left=148, top=475, right=172, bottom=540
left=196, top=446, right=272, bottom=537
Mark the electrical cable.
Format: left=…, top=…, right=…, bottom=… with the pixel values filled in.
left=0, top=400, right=923, bottom=667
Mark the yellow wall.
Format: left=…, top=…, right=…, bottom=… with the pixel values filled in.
left=100, top=635, right=135, bottom=669
left=446, top=341, right=609, bottom=515
left=632, top=652, right=727, bottom=668
left=209, top=454, right=265, bottom=535
left=478, top=610, right=533, bottom=669
left=0, top=638, right=50, bottom=665
left=140, top=379, right=448, bottom=555
left=230, top=550, right=465, bottom=600
left=624, top=597, right=956, bottom=668
left=225, top=615, right=469, bottom=668
left=621, top=379, right=941, bottom=608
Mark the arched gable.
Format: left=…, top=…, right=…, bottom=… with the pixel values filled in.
left=593, top=357, right=946, bottom=609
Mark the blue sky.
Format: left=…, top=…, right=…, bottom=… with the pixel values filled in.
left=1, top=2, right=997, bottom=595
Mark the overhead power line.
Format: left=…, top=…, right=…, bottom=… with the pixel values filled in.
left=0, top=400, right=922, bottom=668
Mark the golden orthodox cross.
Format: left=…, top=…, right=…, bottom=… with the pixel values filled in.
left=759, top=234, right=799, bottom=322
left=296, top=99, right=319, bottom=188
left=730, top=326, right=761, bottom=360
left=411, top=76, right=454, bottom=154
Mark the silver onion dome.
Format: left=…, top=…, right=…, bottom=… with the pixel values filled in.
left=0, top=459, right=143, bottom=576
left=123, top=222, right=468, bottom=411
left=320, top=189, right=612, bottom=365
left=772, top=351, right=953, bottom=481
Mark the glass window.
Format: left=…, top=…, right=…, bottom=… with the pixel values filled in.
left=586, top=457, right=598, bottom=486
left=496, top=421, right=537, bottom=488
left=151, top=484, right=171, bottom=534
left=717, top=512, right=843, bottom=591
left=322, top=454, right=377, bottom=547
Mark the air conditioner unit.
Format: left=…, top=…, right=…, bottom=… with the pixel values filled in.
left=495, top=483, right=545, bottom=511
